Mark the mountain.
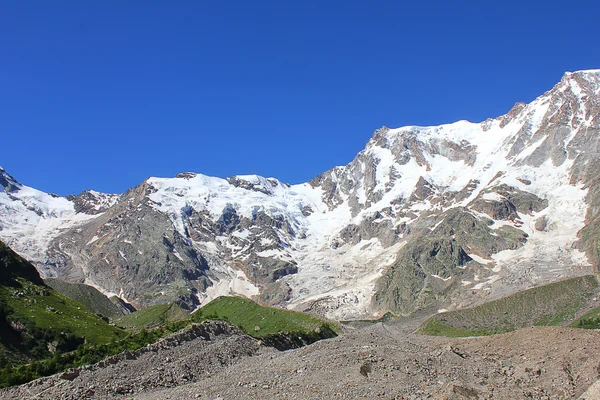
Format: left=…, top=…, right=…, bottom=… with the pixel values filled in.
left=1, top=69, right=599, bottom=319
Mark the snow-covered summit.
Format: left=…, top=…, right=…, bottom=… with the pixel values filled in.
left=564, top=68, right=600, bottom=77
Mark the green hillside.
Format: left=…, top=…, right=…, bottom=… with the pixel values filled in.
left=115, top=302, right=189, bottom=331
left=115, top=296, right=340, bottom=343
left=193, top=296, right=339, bottom=339
left=418, top=275, right=598, bottom=337
left=0, top=241, right=126, bottom=367
left=569, top=304, right=600, bottom=329
left=44, top=278, right=127, bottom=320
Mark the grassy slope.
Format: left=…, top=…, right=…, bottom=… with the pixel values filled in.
left=0, top=240, right=126, bottom=365
left=44, top=278, right=126, bottom=320
left=0, top=280, right=125, bottom=344
left=0, top=294, right=339, bottom=389
left=115, top=302, right=189, bottom=331
left=418, top=275, right=598, bottom=337
left=569, top=304, right=600, bottom=328
left=193, top=296, right=339, bottom=339
left=116, top=296, right=339, bottom=339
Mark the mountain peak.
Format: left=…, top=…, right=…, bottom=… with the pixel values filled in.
left=0, top=167, right=21, bottom=193
left=565, top=68, right=600, bottom=75
left=561, top=69, right=600, bottom=88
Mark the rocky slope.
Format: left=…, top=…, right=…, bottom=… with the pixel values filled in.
left=1, top=69, right=599, bottom=319
left=0, top=320, right=261, bottom=399
left=4, top=316, right=600, bottom=399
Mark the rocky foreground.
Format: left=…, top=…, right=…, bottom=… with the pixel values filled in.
left=2, top=318, right=600, bottom=399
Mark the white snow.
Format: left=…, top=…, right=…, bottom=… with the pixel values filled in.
left=172, top=250, right=184, bottom=262
left=472, top=274, right=500, bottom=290
left=431, top=274, right=452, bottom=282
left=481, top=192, right=505, bottom=202
left=195, top=267, right=259, bottom=309
left=467, top=253, right=493, bottom=265
left=0, top=183, right=98, bottom=276
left=86, top=235, right=101, bottom=246
left=255, top=248, right=293, bottom=261
left=85, top=190, right=121, bottom=211
left=231, top=229, right=251, bottom=240
left=259, top=238, right=274, bottom=246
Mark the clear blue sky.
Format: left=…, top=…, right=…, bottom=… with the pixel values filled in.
left=2, top=1, right=599, bottom=196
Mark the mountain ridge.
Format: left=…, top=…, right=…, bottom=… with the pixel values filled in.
left=1, top=69, right=599, bottom=319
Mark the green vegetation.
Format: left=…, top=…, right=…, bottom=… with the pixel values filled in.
left=418, top=275, right=598, bottom=337
left=418, top=316, right=494, bottom=337
left=574, top=315, right=600, bottom=329
left=44, top=278, right=126, bottom=320
left=570, top=304, right=600, bottom=329
left=115, top=302, right=189, bottom=331
left=117, top=296, right=340, bottom=344
left=0, top=241, right=126, bottom=366
left=192, top=296, right=339, bottom=339
left=0, top=320, right=189, bottom=388
left=0, top=240, right=128, bottom=387
left=1, top=280, right=125, bottom=344
left=0, top=296, right=338, bottom=387
left=1, top=292, right=338, bottom=388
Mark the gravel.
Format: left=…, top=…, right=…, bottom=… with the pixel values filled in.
left=3, top=317, right=600, bottom=399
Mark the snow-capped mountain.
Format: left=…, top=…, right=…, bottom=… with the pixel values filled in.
left=1, top=69, right=599, bottom=319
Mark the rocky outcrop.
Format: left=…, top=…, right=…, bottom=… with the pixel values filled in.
left=0, top=321, right=261, bottom=399
left=468, top=185, right=548, bottom=222
left=44, top=278, right=130, bottom=319
left=578, top=182, right=600, bottom=271
left=46, top=182, right=212, bottom=310
left=0, top=168, right=20, bottom=194
left=66, top=191, right=121, bottom=215
left=226, top=175, right=284, bottom=195
left=470, top=197, right=519, bottom=221
left=372, top=207, right=529, bottom=314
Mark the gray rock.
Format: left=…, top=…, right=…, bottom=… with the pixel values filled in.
left=534, top=216, right=548, bottom=232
